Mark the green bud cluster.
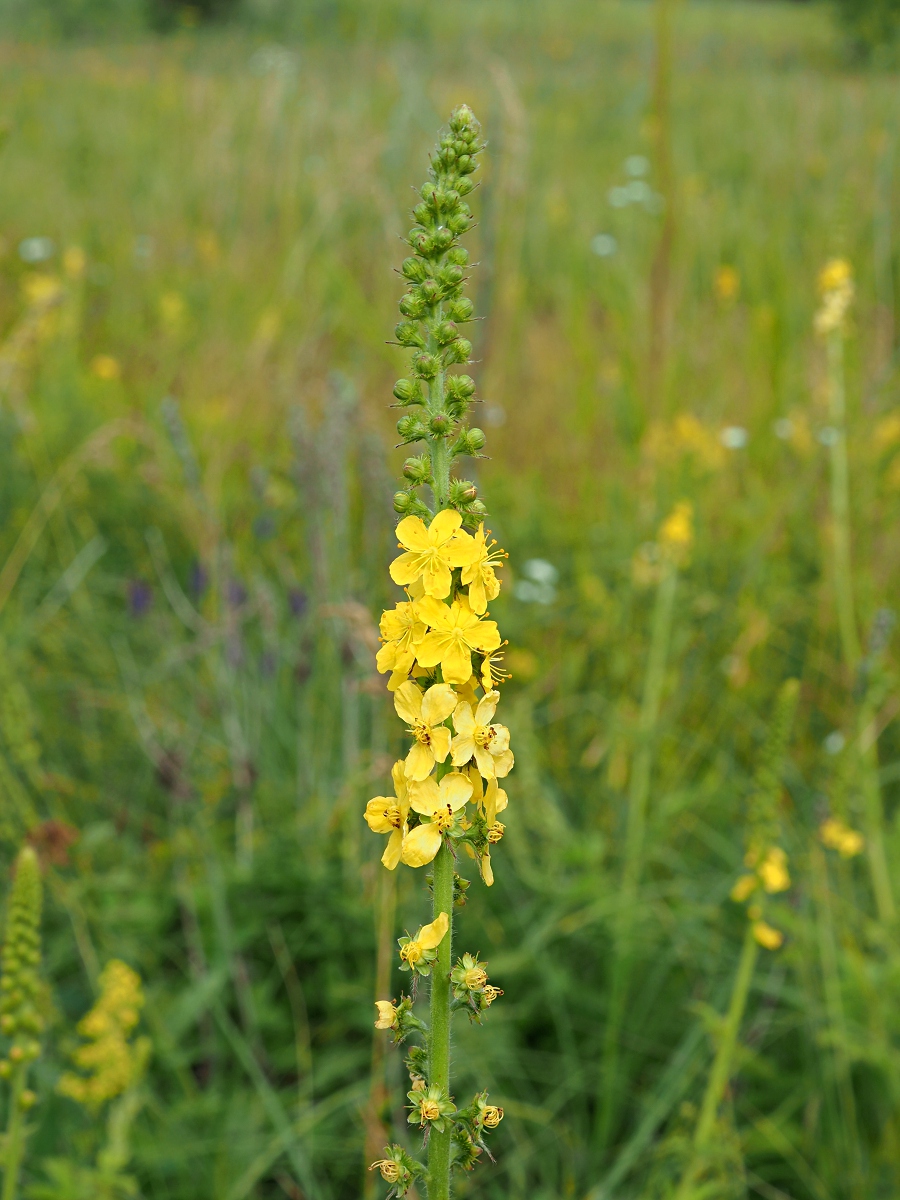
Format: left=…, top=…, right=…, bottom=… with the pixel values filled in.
left=391, top=105, right=489, bottom=523
left=0, top=846, right=44, bottom=1081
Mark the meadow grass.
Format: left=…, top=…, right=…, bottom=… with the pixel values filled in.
left=1, top=2, right=900, bottom=1197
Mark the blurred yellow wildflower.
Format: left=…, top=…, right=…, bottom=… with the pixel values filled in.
left=62, top=246, right=86, bottom=279
left=58, top=960, right=149, bottom=1109
left=22, top=273, right=63, bottom=308
left=374, top=1001, right=398, bottom=1030
left=757, top=845, right=790, bottom=893
left=820, top=817, right=864, bottom=858
left=415, top=596, right=501, bottom=685
left=90, top=354, right=121, bottom=381
left=815, top=258, right=853, bottom=336
left=389, top=510, right=478, bottom=599
left=159, top=291, right=186, bottom=331
left=643, top=413, right=725, bottom=472
left=364, top=761, right=410, bottom=869
left=715, top=264, right=740, bottom=302
left=659, top=500, right=694, bottom=564
left=752, top=920, right=784, bottom=951
left=393, top=681, right=457, bottom=780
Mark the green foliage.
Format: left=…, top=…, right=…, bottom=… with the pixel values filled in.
left=0, top=3, right=898, bottom=1199
left=834, top=0, right=900, bottom=59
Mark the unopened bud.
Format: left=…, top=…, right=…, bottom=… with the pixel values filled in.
left=456, top=176, right=475, bottom=196
left=396, top=415, right=428, bottom=443
left=432, top=228, right=454, bottom=252
left=399, top=291, right=425, bottom=318
left=435, top=320, right=459, bottom=345
left=457, top=154, right=474, bottom=174
left=412, top=352, right=439, bottom=379
left=407, top=229, right=432, bottom=255
left=443, top=338, right=471, bottom=365
left=401, top=256, right=428, bottom=282
left=428, top=413, right=452, bottom=436
left=448, top=297, right=474, bottom=321
left=19, top=1089, right=36, bottom=1110
left=395, top=321, right=425, bottom=348
left=447, top=247, right=469, bottom=266
left=403, top=455, right=432, bottom=484
left=438, top=264, right=464, bottom=288
left=447, top=212, right=470, bottom=235
left=447, top=374, right=476, bottom=400
left=449, top=480, right=478, bottom=505
left=393, top=378, right=423, bottom=405
left=420, top=278, right=440, bottom=304
left=412, top=202, right=430, bottom=224
left=393, top=491, right=415, bottom=515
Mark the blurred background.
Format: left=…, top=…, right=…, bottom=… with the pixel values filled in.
left=1, top=0, right=900, bottom=1197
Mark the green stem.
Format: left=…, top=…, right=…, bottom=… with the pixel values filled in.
left=825, top=329, right=895, bottom=923
left=427, top=842, right=454, bottom=1200
left=674, top=924, right=758, bottom=1199
left=2, top=1065, right=27, bottom=1200
left=596, top=560, right=678, bottom=1150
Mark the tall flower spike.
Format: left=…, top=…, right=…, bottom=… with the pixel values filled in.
left=366, top=107, right=510, bottom=1200
left=0, top=846, right=44, bottom=1197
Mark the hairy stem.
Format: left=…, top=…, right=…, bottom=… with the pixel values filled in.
left=427, top=842, right=454, bottom=1200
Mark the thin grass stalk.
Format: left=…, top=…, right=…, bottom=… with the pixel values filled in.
left=648, top=0, right=676, bottom=412
left=673, top=925, right=758, bottom=1199
left=597, top=547, right=679, bottom=1151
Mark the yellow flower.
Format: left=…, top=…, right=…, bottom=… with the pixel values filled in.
left=480, top=848, right=494, bottom=887
left=376, top=600, right=427, bottom=690
left=399, top=912, right=450, bottom=965
left=364, top=762, right=410, bottom=869
left=752, top=920, right=784, bottom=951
left=57, top=960, right=149, bottom=1109
left=481, top=1105, right=504, bottom=1128
left=757, top=846, right=790, bottom=894
left=820, top=817, right=864, bottom=858
left=402, top=772, right=473, bottom=866
left=815, top=258, right=853, bottom=336
left=481, top=643, right=510, bottom=690
left=715, top=264, right=740, bottom=302
left=393, top=681, right=457, bottom=780
left=451, top=692, right=513, bottom=779
left=659, top=501, right=693, bottom=563
left=90, top=354, right=121, bottom=381
left=460, top=523, right=505, bottom=614
left=483, top=777, right=509, bottom=825
left=415, top=596, right=501, bottom=685
left=374, top=1001, right=398, bottom=1030
left=370, top=1161, right=403, bottom=1184
left=730, top=874, right=757, bottom=903
left=819, top=258, right=852, bottom=295
left=389, top=509, right=478, bottom=599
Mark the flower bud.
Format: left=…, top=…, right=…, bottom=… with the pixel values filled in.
left=420, top=278, right=440, bottom=304
left=454, top=427, right=485, bottom=456
left=449, top=479, right=478, bottom=506
left=420, top=181, right=436, bottom=201
left=396, top=415, right=428, bottom=444
left=456, top=176, right=475, bottom=196
left=401, top=256, right=428, bottom=282
left=412, top=202, right=430, bottom=224
left=438, top=264, right=465, bottom=288
left=447, top=297, right=474, bottom=322
left=432, top=228, right=454, bottom=252
left=393, top=378, right=423, bottom=406
left=447, top=374, right=476, bottom=400
left=412, top=352, right=439, bottom=379
left=434, top=320, right=459, bottom=345
left=468, top=499, right=488, bottom=518
left=395, top=321, right=425, bottom=348
left=399, top=291, right=426, bottom=319
left=393, top=491, right=415, bottom=515
left=407, top=229, right=432, bottom=254
left=443, top=338, right=471, bottom=365
left=20, top=1089, right=36, bottom=1110
left=447, top=212, right=470, bottom=236
left=402, top=455, right=432, bottom=484
left=428, top=413, right=452, bottom=436
left=447, top=247, right=469, bottom=266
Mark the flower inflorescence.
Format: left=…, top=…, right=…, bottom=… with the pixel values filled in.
left=0, top=846, right=44, bottom=1100
left=366, top=106, right=507, bottom=1196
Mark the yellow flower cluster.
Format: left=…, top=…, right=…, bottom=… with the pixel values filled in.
left=58, top=960, right=150, bottom=1110
left=820, top=816, right=864, bottom=858
left=814, top=258, right=854, bottom=336
left=731, top=846, right=790, bottom=950
left=366, top=511, right=512, bottom=885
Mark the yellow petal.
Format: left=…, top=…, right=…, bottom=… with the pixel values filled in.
left=394, top=681, right=424, bottom=724
left=396, top=515, right=432, bottom=552
left=752, top=920, right=783, bottom=951
left=417, top=596, right=452, bottom=629
left=427, top=509, right=463, bottom=545
left=375, top=643, right=398, bottom=674
left=493, top=749, right=514, bottom=778
left=406, top=741, right=436, bottom=782
left=408, top=777, right=441, bottom=816
left=474, top=746, right=496, bottom=779
left=475, top=692, right=499, bottom=725
left=415, top=631, right=451, bottom=669
left=480, top=850, right=494, bottom=887
left=430, top=726, right=451, bottom=763
left=401, top=823, right=443, bottom=867
left=452, top=701, right=476, bottom=737
left=421, top=560, right=453, bottom=599
left=382, top=829, right=404, bottom=870
left=391, top=760, right=408, bottom=799
left=421, top=683, right=457, bottom=726
left=445, top=532, right=480, bottom=567
left=418, top=910, right=450, bottom=949
left=364, top=798, right=393, bottom=833
left=731, top=874, right=757, bottom=903
left=484, top=779, right=508, bottom=824
left=465, top=618, right=501, bottom=653
left=451, top=734, right=476, bottom=766
left=439, top=772, right=473, bottom=812
left=442, top=641, right=475, bottom=685
left=390, top=550, right=426, bottom=587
